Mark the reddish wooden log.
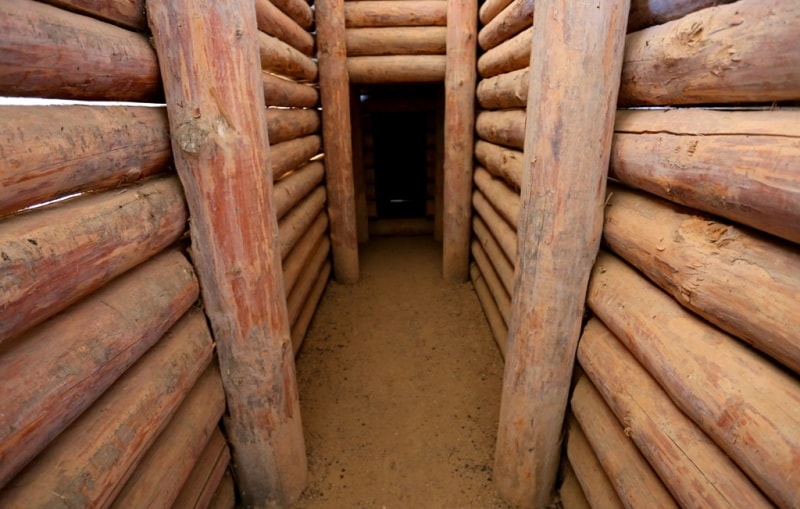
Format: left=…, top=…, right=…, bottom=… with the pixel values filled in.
left=611, top=108, right=800, bottom=245
left=494, top=2, right=629, bottom=506
left=111, top=364, right=226, bottom=509
left=479, top=0, right=513, bottom=26
left=620, top=0, right=800, bottom=106
left=368, top=218, right=435, bottom=236
left=442, top=0, right=477, bottom=282
left=477, top=67, right=529, bottom=109
left=472, top=190, right=517, bottom=265
left=474, top=109, right=525, bottom=149
left=474, top=139, right=522, bottom=190
left=317, top=0, right=360, bottom=283
left=172, top=429, right=231, bottom=509
left=478, top=0, right=533, bottom=51
left=291, top=262, right=331, bottom=355
left=148, top=1, right=307, bottom=504
left=566, top=414, right=625, bottom=509
left=38, top=0, right=147, bottom=30
left=627, top=0, right=736, bottom=32
left=266, top=108, right=321, bottom=145
left=263, top=72, right=319, bottom=108
left=350, top=88, right=370, bottom=243
left=0, top=105, right=171, bottom=217
left=0, top=309, right=214, bottom=507
left=572, top=375, right=678, bottom=509
left=271, top=134, right=322, bottom=181
left=274, top=163, right=326, bottom=219
left=345, top=0, right=447, bottom=28
left=588, top=251, right=800, bottom=508
left=288, top=246, right=331, bottom=328
left=284, top=216, right=329, bottom=296
left=208, top=471, right=235, bottom=509
left=473, top=215, right=513, bottom=295
left=279, top=186, right=328, bottom=259
left=578, top=318, right=773, bottom=509
left=0, top=0, right=160, bottom=101
left=271, top=0, right=314, bottom=30
left=471, top=240, right=510, bottom=324
left=560, top=461, right=590, bottom=509
left=477, top=27, right=531, bottom=78
left=0, top=249, right=197, bottom=487
left=255, top=0, right=314, bottom=55
left=604, top=184, right=800, bottom=374
left=0, top=176, right=187, bottom=343
left=346, top=27, right=447, bottom=56
left=348, top=55, right=447, bottom=83
left=473, top=166, right=519, bottom=229
left=258, top=31, right=318, bottom=82
left=470, top=263, right=508, bottom=358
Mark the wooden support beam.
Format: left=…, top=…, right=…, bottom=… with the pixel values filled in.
left=262, top=72, right=319, bottom=108
left=560, top=461, right=590, bottom=509
left=494, top=2, right=629, bottom=506
left=471, top=239, right=510, bottom=325
left=346, top=27, right=447, bottom=56
left=474, top=140, right=522, bottom=190
left=473, top=215, right=513, bottom=296
left=472, top=189, right=517, bottom=265
left=266, top=108, right=321, bottom=145
left=474, top=109, right=525, bottom=149
left=478, top=0, right=513, bottom=26
left=258, top=30, right=318, bottom=82
left=627, top=0, right=736, bottom=32
left=348, top=55, right=447, bottom=83
left=477, top=27, right=532, bottom=78
left=172, top=429, right=231, bottom=509
left=317, top=0, right=360, bottom=283
left=279, top=187, right=328, bottom=259
left=287, top=243, right=331, bottom=327
left=470, top=263, right=508, bottom=358
left=442, top=0, right=477, bottom=282
left=478, top=0, right=533, bottom=51
left=565, top=414, right=624, bottom=509
left=38, top=0, right=147, bottom=30
left=271, top=0, right=314, bottom=30
left=477, top=67, right=529, bottom=109
left=345, top=0, right=447, bottom=27
left=291, top=262, right=332, bottom=355
left=271, top=134, right=322, bottom=181
left=255, top=0, right=315, bottom=55
left=147, top=1, right=307, bottom=505
left=208, top=471, right=236, bottom=509
left=473, top=166, right=519, bottom=229
left=283, top=216, right=329, bottom=296
left=274, top=162, right=326, bottom=219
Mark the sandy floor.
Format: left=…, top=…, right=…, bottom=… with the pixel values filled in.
left=293, top=236, right=512, bottom=508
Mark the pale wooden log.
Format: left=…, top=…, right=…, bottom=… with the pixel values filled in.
left=0, top=105, right=171, bottom=217
left=0, top=249, right=197, bottom=487
left=494, top=2, right=630, bottom=506
left=148, top=2, right=307, bottom=505
left=284, top=216, right=329, bottom=296
left=318, top=0, right=360, bottom=283
left=274, top=163, right=326, bottom=219
left=620, top=0, right=800, bottom=106
left=255, top=0, right=315, bottom=55
left=345, top=0, right=447, bottom=28
left=0, top=0, right=160, bottom=101
left=479, top=0, right=513, bottom=26
left=628, top=0, right=736, bottom=32
left=38, top=0, right=147, bottom=30
left=478, top=0, right=533, bottom=51
left=368, top=218, right=435, bottom=236
left=434, top=94, right=445, bottom=241
left=477, top=27, right=532, bottom=78
left=473, top=166, right=520, bottom=229
left=442, top=0, right=477, bottom=282
left=578, top=318, right=773, bottom=509
left=207, top=471, right=235, bottom=509
left=604, top=184, right=800, bottom=374
left=572, top=375, right=678, bottom=509
left=271, top=135, right=322, bottom=180
left=111, top=364, right=226, bottom=509
left=474, top=140, right=522, bottom=190
left=566, top=414, right=625, bottom=509
left=0, top=309, right=214, bottom=507
left=471, top=240, right=510, bottom=324
left=348, top=55, right=447, bottom=83
left=172, top=429, right=231, bottom=509
left=263, top=72, right=319, bottom=108
left=0, top=176, right=186, bottom=342
left=560, top=461, right=590, bottom=509
left=272, top=0, right=314, bottom=30
left=346, top=27, right=447, bottom=56
left=472, top=190, right=517, bottom=265
left=477, top=67, right=529, bottom=109
left=279, top=186, right=328, bottom=259
left=259, top=30, right=318, bottom=82
left=287, top=239, right=331, bottom=326
left=611, top=108, right=800, bottom=244
left=588, top=250, right=800, bottom=508
left=470, top=263, right=508, bottom=358
left=291, top=262, right=332, bottom=355
left=473, top=215, right=514, bottom=295
left=474, top=109, right=525, bottom=149
left=266, top=108, right=321, bottom=145
left=350, top=88, right=370, bottom=243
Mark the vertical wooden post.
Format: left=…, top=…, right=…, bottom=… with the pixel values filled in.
left=493, top=1, right=630, bottom=507
left=350, top=87, right=370, bottom=243
left=147, top=2, right=307, bottom=507
left=317, top=0, right=360, bottom=282
left=442, top=0, right=477, bottom=282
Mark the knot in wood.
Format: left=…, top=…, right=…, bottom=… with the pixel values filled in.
left=176, top=122, right=209, bottom=154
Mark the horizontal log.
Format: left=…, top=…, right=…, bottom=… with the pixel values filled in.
left=0, top=176, right=187, bottom=342
left=271, top=134, right=322, bottom=180
left=479, top=0, right=513, bottom=26
left=560, top=461, right=590, bottom=509
left=611, top=108, right=800, bottom=244
left=627, top=0, right=737, bottom=32
left=284, top=216, right=329, bottom=295
left=474, top=109, right=525, bottom=149
left=266, top=108, right=321, bottom=145
left=274, top=163, right=326, bottom=219
left=258, top=30, right=318, bottom=82
left=273, top=0, right=314, bottom=30
left=0, top=105, right=171, bottom=217
left=0, top=0, right=161, bottom=101
left=287, top=238, right=331, bottom=327
left=38, top=0, right=147, bottom=30
left=255, top=0, right=314, bottom=55
left=172, top=428, right=231, bottom=509
left=111, top=364, right=226, bottom=509
left=572, top=375, right=678, bottom=508
left=344, top=0, right=447, bottom=28
left=566, top=414, right=624, bottom=509
left=279, top=186, right=327, bottom=259
left=208, top=471, right=236, bottom=509
left=578, top=318, right=774, bottom=509
left=588, top=250, right=800, bottom=508
left=472, top=189, right=516, bottom=264
left=0, top=249, right=197, bottom=487
left=348, top=55, right=447, bottom=83
left=473, top=139, right=522, bottom=189
left=472, top=215, right=513, bottom=295
left=291, top=262, right=331, bottom=355
left=263, top=72, right=319, bottom=108
left=620, top=0, right=800, bottom=106
left=476, top=67, right=529, bottom=109
left=0, top=309, right=214, bottom=507
left=368, top=218, right=435, bottom=236
left=471, top=240, right=510, bottom=325
left=473, top=166, right=519, bottom=228
left=470, top=263, right=508, bottom=358
left=478, top=0, right=534, bottom=51
left=477, top=27, right=531, bottom=78
left=346, top=27, right=447, bottom=56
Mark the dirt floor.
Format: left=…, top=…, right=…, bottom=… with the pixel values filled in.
left=293, top=236, right=512, bottom=508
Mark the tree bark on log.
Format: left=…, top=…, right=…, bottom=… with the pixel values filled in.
left=627, top=0, right=736, bottom=33
left=271, top=134, right=322, bottom=181
left=474, top=140, right=522, bottom=190
left=291, top=262, right=332, bottom=355
left=271, top=0, right=314, bottom=30
left=494, top=2, right=629, bottom=506
left=477, top=67, right=529, bottom=109
left=255, top=0, right=315, bottom=55
left=478, top=0, right=533, bottom=51
left=274, top=163, right=326, bottom=219
left=471, top=240, right=510, bottom=325
left=0, top=176, right=187, bottom=343
left=588, top=250, right=800, bottom=509
left=263, top=72, right=320, bottom=108
left=287, top=241, right=331, bottom=327
left=0, top=0, right=161, bottom=101
left=279, top=186, right=328, bottom=259
left=172, top=428, right=231, bottom=509
left=620, top=0, right=800, bottom=106
left=474, top=167, right=519, bottom=229
left=566, top=414, right=625, bottom=509
left=578, top=318, right=774, bottom=509
left=474, top=109, right=525, bottom=149
left=0, top=105, right=171, bottom=217
left=477, top=27, right=531, bottom=78
left=258, top=30, right=318, bottom=82
left=345, top=0, right=447, bottom=28
left=348, top=55, right=447, bottom=83
left=148, top=1, right=308, bottom=504
left=473, top=215, right=514, bottom=296
left=266, top=108, right=321, bottom=145
left=283, top=217, right=329, bottom=296
left=478, top=0, right=513, bottom=26
left=37, top=0, right=147, bottom=30
left=470, top=263, right=508, bottom=358
left=472, top=190, right=517, bottom=265
left=611, top=108, right=800, bottom=244
left=346, top=27, right=447, bottom=56
left=560, top=461, right=590, bottom=509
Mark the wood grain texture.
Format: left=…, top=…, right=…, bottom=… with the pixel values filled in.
left=477, top=67, right=529, bottom=109
left=266, top=108, right=321, bottom=144
left=627, top=0, right=736, bottom=32
left=474, top=109, right=525, bottom=149
left=478, top=0, right=533, bottom=51
left=559, top=461, right=590, bottom=509
left=566, top=414, right=625, bottom=509
left=346, top=26, right=447, bottom=55
left=477, top=26, right=531, bottom=78
left=473, top=140, right=522, bottom=190
left=473, top=167, right=519, bottom=230
left=279, top=186, right=328, bottom=259
left=470, top=263, right=508, bottom=358
left=263, top=72, right=320, bottom=107
left=274, top=162, right=326, bottom=219
left=472, top=189, right=517, bottom=265
left=283, top=214, right=329, bottom=295
left=348, top=55, right=447, bottom=83
left=473, top=214, right=514, bottom=295
left=259, top=30, right=318, bottom=81
left=271, top=135, right=322, bottom=181
left=345, top=0, right=447, bottom=28
left=471, top=239, right=510, bottom=325
left=172, top=428, right=231, bottom=509
left=291, top=262, right=332, bottom=355
left=37, top=0, right=148, bottom=30
left=255, top=0, right=315, bottom=55
left=479, top=0, right=513, bottom=26
left=271, top=0, right=314, bottom=30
